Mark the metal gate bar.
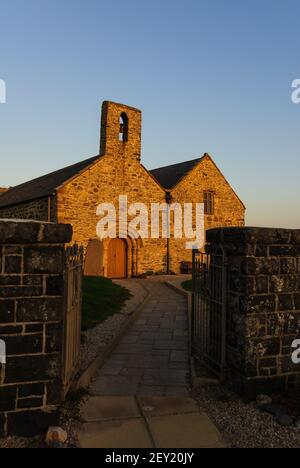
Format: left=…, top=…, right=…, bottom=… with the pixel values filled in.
left=191, top=248, right=227, bottom=381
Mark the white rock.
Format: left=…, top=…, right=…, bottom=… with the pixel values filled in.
left=46, top=427, right=68, bottom=445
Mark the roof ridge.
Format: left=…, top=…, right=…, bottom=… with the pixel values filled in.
left=150, top=156, right=204, bottom=172
left=150, top=155, right=207, bottom=189
left=15, top=155, right=100, bottom=189
left=0, top=154, right=100, bottom=209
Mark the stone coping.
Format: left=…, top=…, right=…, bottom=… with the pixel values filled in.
left=207, top=227, right=300, bottom=245
left=0, top=219, right=73, bottom=244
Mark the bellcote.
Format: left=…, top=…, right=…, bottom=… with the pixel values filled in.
left=100, top=101, right=142, bottom=161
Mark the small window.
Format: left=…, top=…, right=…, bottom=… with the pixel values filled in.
left=204, top=192, right=214, bottom=215
left=119, top=113, right=128, bottom=142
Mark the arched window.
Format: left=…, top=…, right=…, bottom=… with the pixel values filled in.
left=119, top=113, right=129, bottom=142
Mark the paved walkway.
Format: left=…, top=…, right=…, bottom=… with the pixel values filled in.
left=90, top=278, right=189, bottom=397
left=79, top=395, right=225, bottom=448
left=79, top=277, right=225, bottom=448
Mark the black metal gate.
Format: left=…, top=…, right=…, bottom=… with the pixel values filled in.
left=62, top=244, right=84, bottom=397
left=191, top=247, right=227, bottom=381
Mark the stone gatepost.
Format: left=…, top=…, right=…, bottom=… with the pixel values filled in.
left=0, top=220, right=72, bottom=437
left=207, top=227, right=300, bottom=400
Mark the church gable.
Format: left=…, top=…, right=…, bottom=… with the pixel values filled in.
left=171, top=153, right=245, bottom=227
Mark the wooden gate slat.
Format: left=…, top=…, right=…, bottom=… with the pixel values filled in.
left=62, top=244, right=83, bottom=398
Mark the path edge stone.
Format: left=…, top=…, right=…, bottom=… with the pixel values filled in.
left=164, top=281, right=195, bottom=386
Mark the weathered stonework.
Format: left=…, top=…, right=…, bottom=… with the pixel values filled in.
left=0, top=196, right=57, bottom=223
left=57, top=103, right=168, bottom=275
left=207, top=227, right=300, bottom=399
left=57, top=103, right=245, bottom=275
left=0, top=101, right=246, bottom=276
left=169, top=156, right=245, bottom=272
left=0, top=220, right=72, bottom=437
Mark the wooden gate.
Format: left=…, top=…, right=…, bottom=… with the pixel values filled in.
left=191, top=247, right=227, bottom=381
left=62, top=244, right=83, bottom=397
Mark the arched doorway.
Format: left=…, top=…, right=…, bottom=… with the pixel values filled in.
left=84, top=239, right=104, bottom=276
left=107, top=238, right=127, bottom=279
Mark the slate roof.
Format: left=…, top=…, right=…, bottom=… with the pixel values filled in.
left=0, top=155, right=100, bottom=209
left=150, top=157, right=205, bottom=190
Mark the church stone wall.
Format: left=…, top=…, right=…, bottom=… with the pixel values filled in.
left=0, top=197, right=57, bottom=223
left=169, top=156, right=245, bottom=273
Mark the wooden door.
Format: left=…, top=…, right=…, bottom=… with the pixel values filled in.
left=107, top=239, right=127, bottom=279
left=84, top=240, right=104, bottom=277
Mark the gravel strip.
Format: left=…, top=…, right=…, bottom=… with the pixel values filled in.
left=0, top=436, right=41, bottom=449
left=193, top=384, right=300, bottom=448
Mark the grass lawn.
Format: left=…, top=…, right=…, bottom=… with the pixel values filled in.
left=82, top=276, right=132, bottom=330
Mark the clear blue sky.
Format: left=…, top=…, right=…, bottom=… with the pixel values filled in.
left=0, top=0, right=299, bottom=227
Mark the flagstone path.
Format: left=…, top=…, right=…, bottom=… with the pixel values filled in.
left=90, top=278, right=190, bottom=397
left=78, top=277, right=225, bottom=448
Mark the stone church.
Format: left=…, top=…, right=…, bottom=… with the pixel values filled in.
left=0, top=101, right=245, bottom=277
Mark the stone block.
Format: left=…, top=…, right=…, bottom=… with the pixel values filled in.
left=23, top=275, right=43, bottom=286
left=25, top=324, right=43, bottom=333
left=277, top=294, right=295, bottom=311
left=5, top=334, right=43, bottom=356
left=0, top=385, right=17, bottom=411
left=270, top=275, right=300, bottom=293
left=17, top=397, right=44, bottom=409
left=5, top=354, right=60, bottom=383
left=4, top=256, right=21, bottom=274
left=269, top=245, right=299, bottom=257
left=0, top=325, right=22, bottom=335
left=24, top=246, right=64, bottom=274
left=240, top=295, right=276, bottom=314
left=16, top=297, right=63, bottom=322
left=207, top=227, right=294, bottom=245
left=280, top=258, right=297, bottom=274
left=18, top=382, right=45, bottom=398
left=0, top=221, right=72, bottom=245
left=0, top=285, right=43, bottom=298
left=241, top=258, right=280, bottom=276
left=0, top=276, right=21, bottom=286
left=46, top=275, right=64, bottom=296
left=0, top=299, right=15, bottom=323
